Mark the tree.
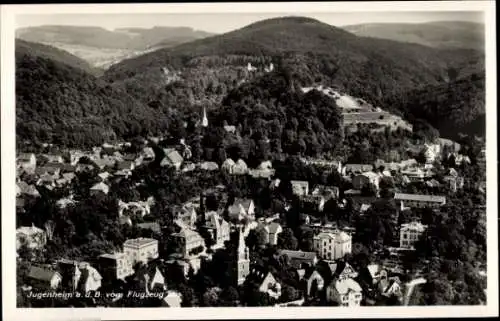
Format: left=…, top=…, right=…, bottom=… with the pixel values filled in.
left=278, top=228, right=298, bottom=250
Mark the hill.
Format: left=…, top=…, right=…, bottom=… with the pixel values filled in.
left=15, top=44, right=182, bottom=148
left=342, top=21, right=484, bottom=50
left=103, top=16, right=484, bottom=112
left=384, top=73, right=485, bottom=139
left=16, top=25, right=214, bottom=68
left=15, top=39, right=99, bottom=75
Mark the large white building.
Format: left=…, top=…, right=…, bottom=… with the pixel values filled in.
left=394, top=193, right=446, bottom=209
left=326, top=278, right=362, bottom=307
left=123, top=238, right=159, bottom=265
left=313, top=231, right=352, bottom=261
left=400, top=222, right=427, bottom=249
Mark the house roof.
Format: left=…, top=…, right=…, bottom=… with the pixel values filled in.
left=28, top=266, right=59, bottom=282
left=232, top=198, right=253, bottom=211
left=117, top=160, right=134, bottom=170
left=17, top=225, right=44, bottom=235
left=267, top=222, right=282, bottom=234
left=90, top=182, right=109, bottom=193
left=345, top=164, right=373, bottom=173
left=18, top=153, right=35, bottom=162
left=163, top=148, right=183, bottom=164
left=279, top=250, right=317, bottom=262
left=332, top=278, right=362, bottom=294
left=137, top=222, right=161, bottom=233
left=401, top=221, right=427, bottom=232
left=394, top=193, right=445, bottom=203
left=222, top=158, right=236, bottom=167
left=123, top=237, right=158, bottom=248
left=200, top=162, right=219, bottom=170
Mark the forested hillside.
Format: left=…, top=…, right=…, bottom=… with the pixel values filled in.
left=16, top=48, right=177, bottom=148
left=104, top=17, right=483, bottom=109
left=343, top=21, right=484, bottom=50
left=384, top=73, right=485, bottom=139
left=16, top=39, right=99, bottom=75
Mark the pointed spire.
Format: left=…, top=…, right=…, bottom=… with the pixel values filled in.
left=202, top=106, right=208, bottom=128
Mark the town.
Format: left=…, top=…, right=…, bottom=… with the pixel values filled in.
left=15, top=107, right=487, bottom=307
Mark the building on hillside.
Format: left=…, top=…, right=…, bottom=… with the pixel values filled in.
left=17, top=181, right=41, bottom=198
left=278, top=250, right=318, bottom=269
left=221, top=158, right=236, bottom=173
left=255, top=221, right=283, bottom=246
left=97, top=252, right=134, bottom=281
left=204, top=212, right=231, bottom=249
left=16, top=225, right=47, bottom=250
left=171, top=228, right=204, bottom=259
left=400, top=222, right=427, bottom=249
left=378, top=276, right=403, bottom=299
left=443, top=175, right=464, bottom=192
left=246, top=266, right=282, bottom=300
left=301, top=269, right=324, bottom=297
left=17, top=153, right=37, bottom=173
left=228, top=198, right=255, bottom=221
left=291, top=180, right=309, bottom=196
left=301, top=194, right=326, bottom=212
left=394, top=193, right=446, bottom=209
left=326, top=278, right=362, bottom=307
left=200, top=161, right=219, bottom=171
left=232, top=159, right=248, bottom=175
left=313, top=231, right=352, bottom=261
left=160, top=148, right=183, bottom=170
left=223, top=125, right=236, bottom=134
left=123, top=238, right=159, bottom=265
left=423, top=143, right=441, bottom=163
left=311, top=185, right=340, bottom=200
left=57, top=260, right=102, bottom=292
left=352, top=172, right=381, bottom=190
left=90, top=182, right=110, bottom=196
left=342, top=164, right=373, bottom=176
left=27, top=266, right=62, bottom=290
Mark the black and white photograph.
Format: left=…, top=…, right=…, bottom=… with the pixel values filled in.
left=1, top=1, right=497, bottom=320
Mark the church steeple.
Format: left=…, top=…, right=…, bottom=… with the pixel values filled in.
left=201, top=106, right=208, bottom=128
left=236, top=225, right=250, bottom=285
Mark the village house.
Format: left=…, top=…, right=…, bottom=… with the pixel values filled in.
left=228, top=198, right=255, bottom=221
left=57, top=260, right=102, bottom=292
left=90, top=182, right=110, bottom=196
left=443, top=175, right=464, bottom=192
left=278, top=250, right=318, bottom=269
left=181, top=162, right=197, bottom=173
left=301, top=194, right=326, bottom=212
left=17, top=181, right=41, bottom=198
left=35, top=165, right=61, bottom=177
left=299, top=269, right=325, bottom=297
left=221, top=158, right=236, bottom=173
left=123, top=238, right=159, bottom=265
left=377, top=275, right=403, bottom=299
left=311, top=185, right=340, bottom=200
left=313, top=231, right=352, bottom=261
left=41, top=153, right=64, bottom=164
left=56, top=195, right=77, bottom=209
left=136, top=222, right=162, bottom=234
left=199, top=161, right=219, bottom=171
left=423, top=143, right=441, bottom=164
left=342, top=164, right=373, bottom=176
left=204, top=212, right=231, bottom=249
left=97, top=252, right=134, bottom=281
left=291, top=180, right=309, bottom=196
left=118, top=198, right=154, bottom=219
left=232, top=159, right=249, bottom=175
left=223, top=125, right=236, bottom=134
left=171, top=228, right=205, bottom=259
left=173, top=204, right=198, bottom=228
left=400, top=221, right=427, bottom=249
left=326, top=277, right=362, bottom=307
left=394, top=193, right=446, bottom=209
left=255, top=221, right=283, bottom=246
left=400, top=168, right=432, bottom=182
left=17, top=153, right=37, bottom=173
left=352, top=171, right=381, bottom=190
left=141, top=147, right=156, bottom=162
left=16, top=224, right=47, bottom=250
left=247, top=266, right=282, bottom=300
left=134, top=264, right=167, bottom=293
left=160, top=148, right=184, bottom=170
left=27, top=266, right=62, bottom=290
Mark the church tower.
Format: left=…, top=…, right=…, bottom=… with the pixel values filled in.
left=201, top=106, right=208, bottom=128
left=236, top=225, right=250, bottom=285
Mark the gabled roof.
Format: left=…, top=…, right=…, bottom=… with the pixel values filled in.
left=279, top=250, right=317, bottom=261
left=331, top=278, right=362, bottom=294
left=232, top=198, right=253, bottom=211
left=394, top=193, right=445, bottom=203
left=90, top=182, right=109, bottom=193
left=163, top=148, right=183, bottom=164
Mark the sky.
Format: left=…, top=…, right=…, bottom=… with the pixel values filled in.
left=16, top=11, right=484, bottom=34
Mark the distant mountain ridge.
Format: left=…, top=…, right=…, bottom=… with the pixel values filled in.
left=16, top=25, right=215, bottom=68
left=342, top=21, right=484, bottom=50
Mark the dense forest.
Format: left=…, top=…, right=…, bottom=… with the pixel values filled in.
left=384, top=73, right=485, bottom=139
left=16, top=47, right=174, bottom=148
